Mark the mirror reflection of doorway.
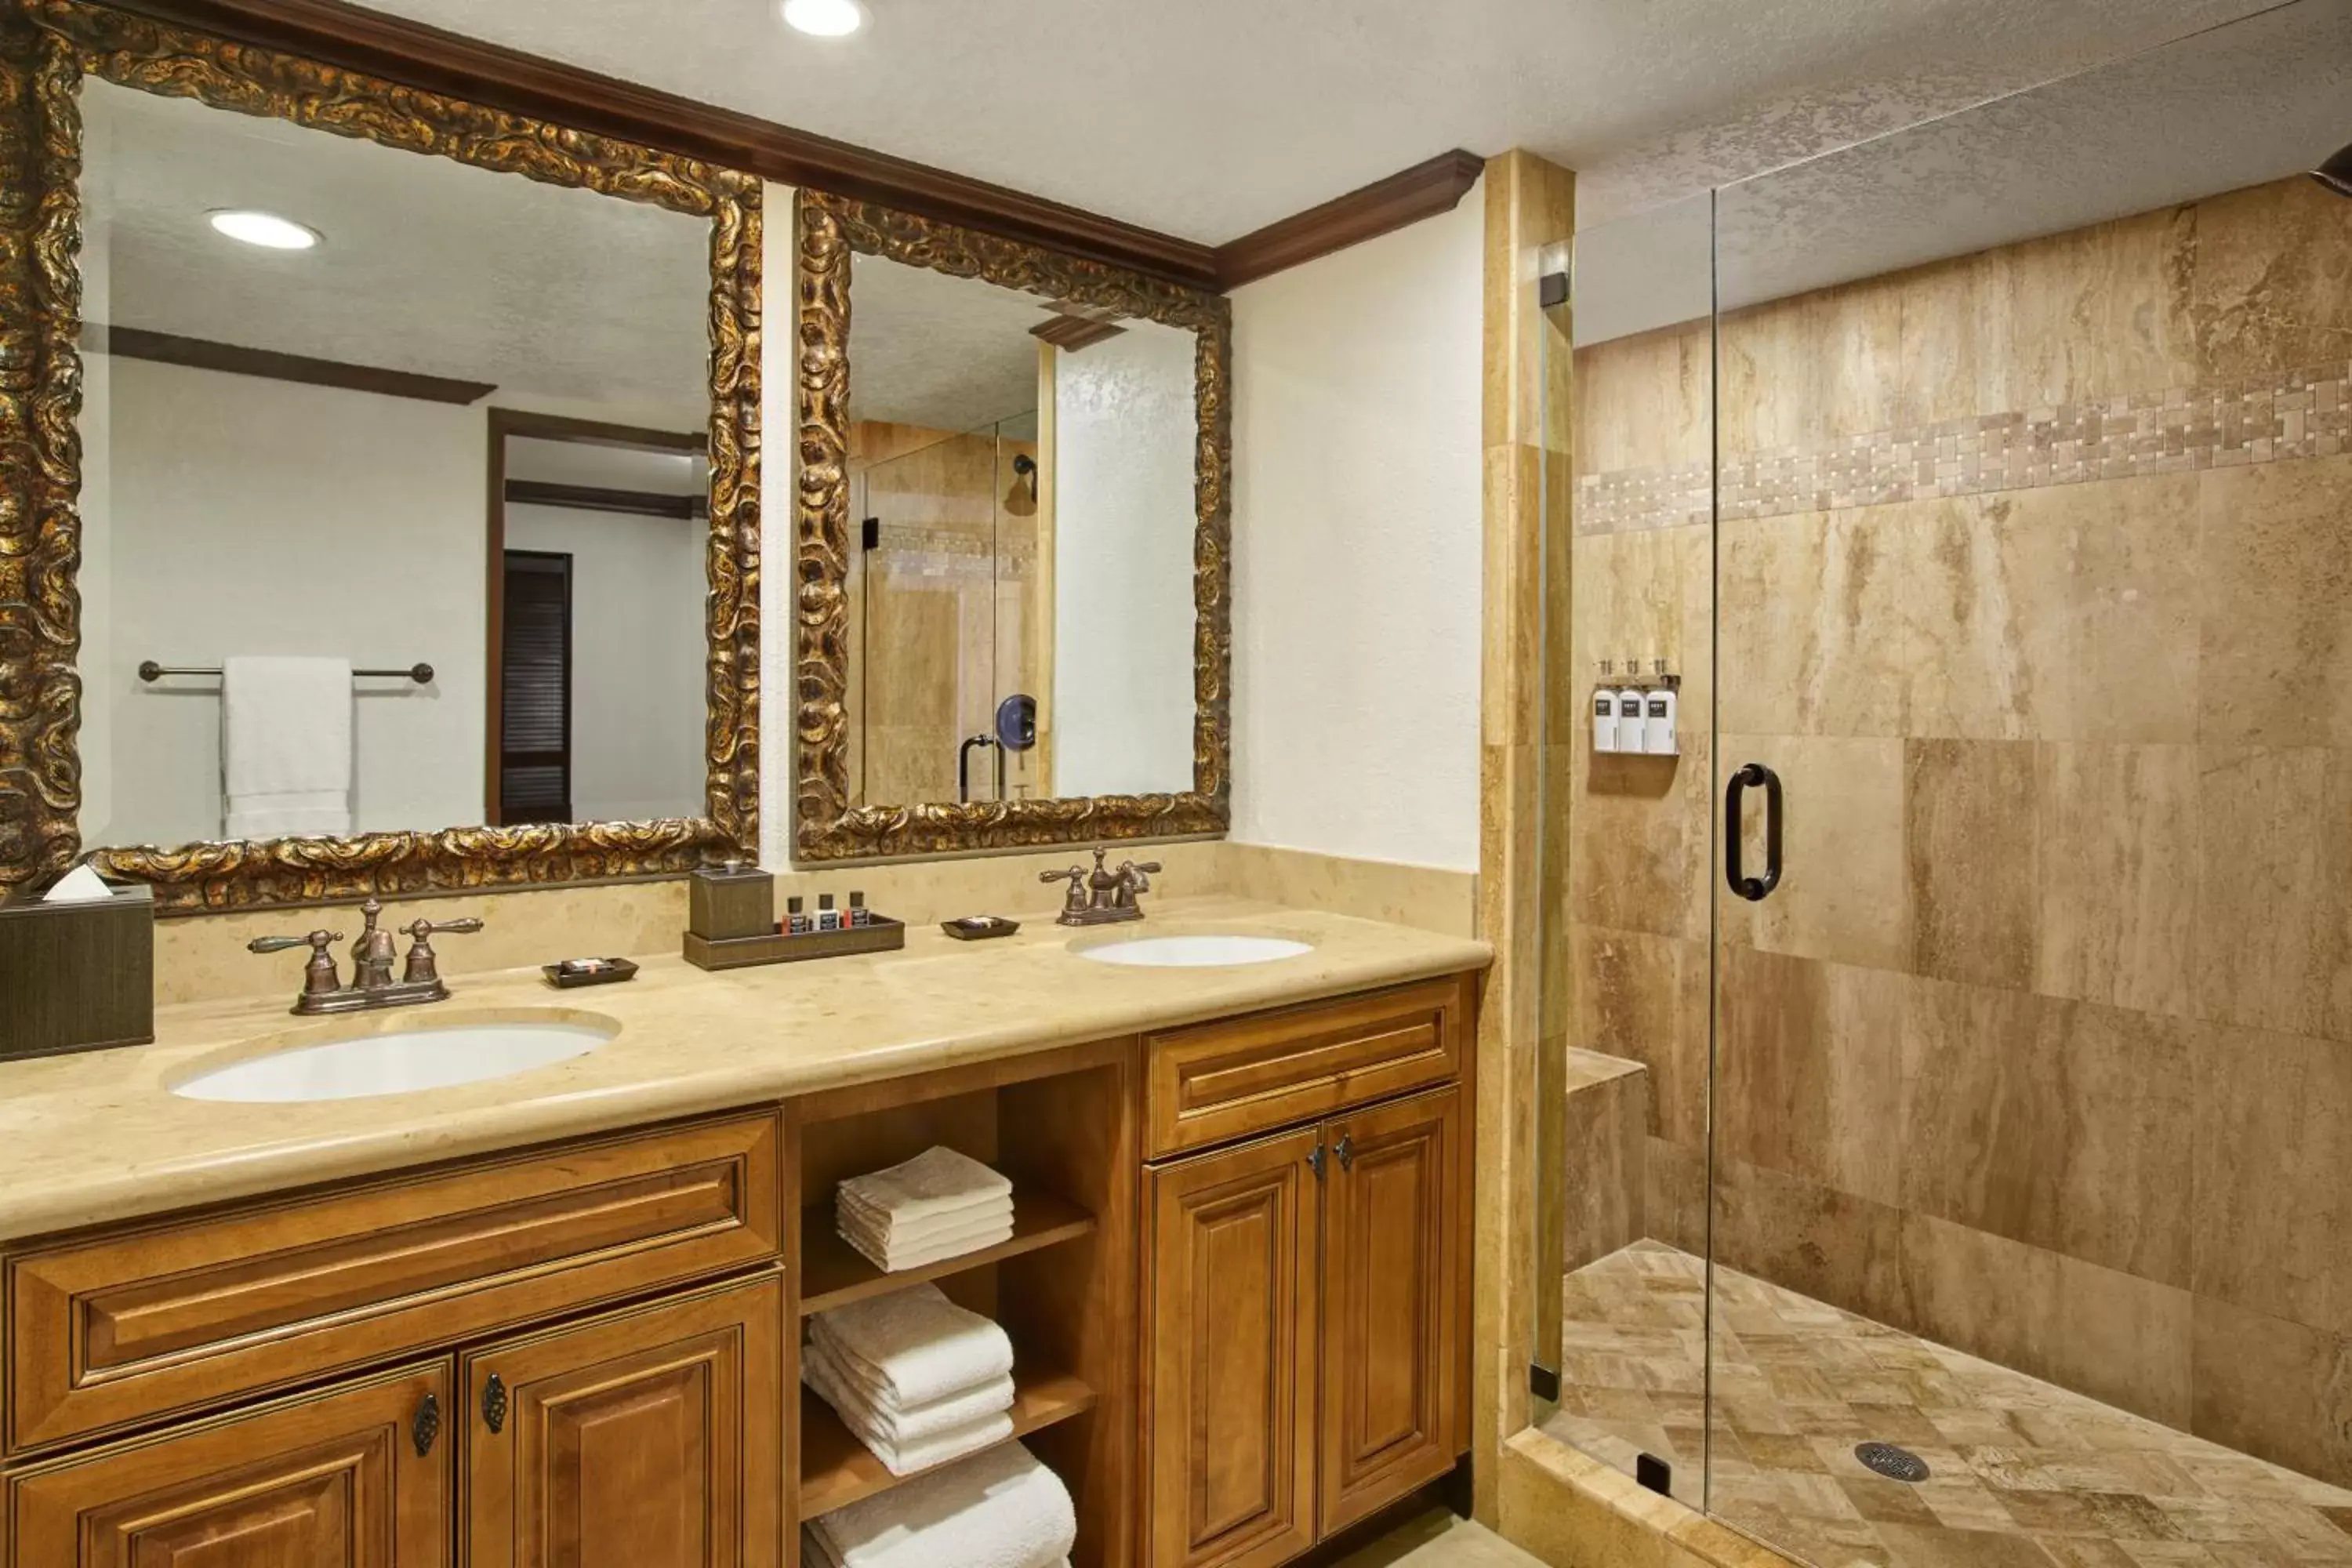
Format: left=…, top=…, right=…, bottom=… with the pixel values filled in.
left=495, top=550, right=572, bottom=825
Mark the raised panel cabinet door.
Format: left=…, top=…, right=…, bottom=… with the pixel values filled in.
left=462, top=1272, right=782, bottom=1568
left=1317, top=1087, right=1461, bottom=1534
left=1144, top=1127, right=1321, bottom=1568
left=4, top=1359, right=451, bottom=1568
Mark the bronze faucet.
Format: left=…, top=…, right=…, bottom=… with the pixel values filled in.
left=249, top=896, right=484, bottom=1016
left=1040, top=847, right=1163, bottom=927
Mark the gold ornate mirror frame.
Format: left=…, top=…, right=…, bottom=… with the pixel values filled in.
left=0, top=0, right=761, bottom=911
left=793, top=189, right=1232, bottom=861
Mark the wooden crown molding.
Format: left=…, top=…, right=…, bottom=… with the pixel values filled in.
left=100, top=0, right=1222, bottom=290
left=96, top=0, right=1479, bottom=296
left=1212, top=149, right=1486, bottom=289
left=89, top=325, right=496, bottom=404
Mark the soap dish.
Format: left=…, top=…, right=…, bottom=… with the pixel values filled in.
left=543, top=956, right=639, bottom=989
left=941, top=916, right=1021, bottom=942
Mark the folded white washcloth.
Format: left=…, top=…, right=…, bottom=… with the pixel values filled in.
left=840, top=1191, right=1014, bottom=1246
left=837, top=1148, right=1012, bottom=1229
left=840, top=1225, right=1018, bottom=1276
left=839, top=1206, right=1015, bottom=1274
left=808, top=1283, right=1014, bottom=1409
left=804, top=1338, right=1014, bottom=1441
left=808, top=1442, right=1076, bottom=1568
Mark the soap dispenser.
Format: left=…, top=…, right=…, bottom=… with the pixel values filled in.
left=1616, top=658, right=1648, bottom=752
left=1643, top=659, right=1679, bottom=755
left=1593, top=661, right=1621, bottom=753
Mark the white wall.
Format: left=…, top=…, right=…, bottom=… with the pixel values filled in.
left=91, top=358, right=488, bottom=846
left=1051, top=321, right=1200, bottom=798
left=505, top=499, right=706, bottom=822
left=1227, top=187, right=1486, bottom=871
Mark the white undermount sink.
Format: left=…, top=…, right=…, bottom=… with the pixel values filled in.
left=172, top=1014, right=617, bottom=1103
left=1075, top=933, right=1313, bottom=968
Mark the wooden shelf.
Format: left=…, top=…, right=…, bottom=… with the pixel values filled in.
left=798, top=1189, right=1096, bottom=1316
left=797, top=1370, right=1097, bottom=1519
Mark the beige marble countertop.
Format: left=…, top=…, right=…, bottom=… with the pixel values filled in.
left=0, top=896, right=1488, bottom=1243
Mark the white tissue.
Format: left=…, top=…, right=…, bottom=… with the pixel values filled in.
left=42, top=865, right=113, bottom=904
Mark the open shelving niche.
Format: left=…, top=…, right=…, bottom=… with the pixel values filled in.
left=784, top=1038, right=1138, bottom=1568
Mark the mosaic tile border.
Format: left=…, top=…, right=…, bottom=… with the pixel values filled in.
left=1575, top=360, right=2352, bottom=535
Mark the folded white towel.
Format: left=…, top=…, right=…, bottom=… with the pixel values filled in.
left=839, top=1205, right=1015, bottom=1275
left=808, top=1355, right=1014, bottom=1477
left=808, top=1442, right=1076, bottom=1568
left=842, top=1225, right=1017, bottom=1276
left=804, top=1338, right=1014, bottom=1441
left=838, top=1148, right=1013, bottom=1228
left=808, top=1283, right=1014, bottom=1409
left=220, top=656, right=353, bottom=840
left=840, top=1191, right=1014, bottom=1246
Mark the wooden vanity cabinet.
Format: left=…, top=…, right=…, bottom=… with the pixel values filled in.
left=3, top=1359, right=452, bottom=1567
left=463, top=1272, right=783, bottom=1568
left=1140, top=978, right=1474, bottom=1568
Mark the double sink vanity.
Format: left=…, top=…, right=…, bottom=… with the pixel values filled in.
left=0, top=898, right=1487, bottom=1568
left=0, top=1, right=1486, bottom=1563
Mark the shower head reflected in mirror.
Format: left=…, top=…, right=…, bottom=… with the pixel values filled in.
left=2316, top=141, right=2352, bottom=198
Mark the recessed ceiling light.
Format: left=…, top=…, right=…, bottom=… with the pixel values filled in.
left=782, top=0, right=865, bottom=36
left=206, top=209, right=321, bottom=250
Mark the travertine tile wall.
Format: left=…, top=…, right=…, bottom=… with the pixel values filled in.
left=1566, top=175, right=2352, bottom=1487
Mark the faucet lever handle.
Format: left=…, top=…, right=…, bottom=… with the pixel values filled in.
left=248, top=935, right=312, bottom=954
left=399, top=916, right=483, bottom=985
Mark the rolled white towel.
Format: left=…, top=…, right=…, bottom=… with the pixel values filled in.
left=808, top=1283, right=1014, bottom=1409
left=809, top=1442, right=1075, bottom=1568
left=837, top=1147, right=1012, bottom=1229
left=803, top=1337, right=1014, bottom=1443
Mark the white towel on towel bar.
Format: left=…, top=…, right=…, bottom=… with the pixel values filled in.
left=805, top=1441, right=1076, bottom=1568
left=220, top=656, right=352, bottom=840
left=808, top=1283, right=1014, bottom=1409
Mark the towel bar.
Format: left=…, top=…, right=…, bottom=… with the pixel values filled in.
left=137, top=661, right=434, bottom=684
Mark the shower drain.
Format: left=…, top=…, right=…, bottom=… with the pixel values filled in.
left=1854, top=1442, right=1931, bottom=1483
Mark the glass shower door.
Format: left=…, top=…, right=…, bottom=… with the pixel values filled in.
left=1704, top=3, right=2352, bottom=1562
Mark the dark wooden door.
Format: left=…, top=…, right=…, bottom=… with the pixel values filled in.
left=5, top=1361, right=450, bottom=1567
left=1144, top=1127, right=1320, bottom=1568
left=462, top=1273, right=782, bottom=1568
left=1317, top=1087, right=1461, bottom=1534
left=495, top=548, right=572, bottom=824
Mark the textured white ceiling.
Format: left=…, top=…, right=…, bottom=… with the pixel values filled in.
left=82, top=78, right=713, bottom=424
left=354, top=0, right=2288, bottom=240
left=848, top=257, right=1056, bottom=433
left=1575, top=0, right=2352, bottom=344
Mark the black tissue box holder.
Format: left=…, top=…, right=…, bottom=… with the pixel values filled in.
left=0, top=882, right=154, bottom=1060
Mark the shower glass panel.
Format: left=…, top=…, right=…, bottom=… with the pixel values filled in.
left=1541, top=2, right=2352, bottom=1561
left=1706, top=2, right=2352, bottom=1563
left=844, top=413, right=1042, bottom=807
left=1535, top=187, right=1717, bottom=1512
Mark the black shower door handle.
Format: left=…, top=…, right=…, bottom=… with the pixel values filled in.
left=1726, top=762, right=1783, bottom=902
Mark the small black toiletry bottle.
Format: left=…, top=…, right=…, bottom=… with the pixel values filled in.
left=848, top=891, right=870, bottom=928
left=817, top=893, right=842, bottom=932
left=786, top=895, right=811, bottom=936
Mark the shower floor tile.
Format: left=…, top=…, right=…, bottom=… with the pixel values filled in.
left=1543, top=1243, right=2352, bottom=1568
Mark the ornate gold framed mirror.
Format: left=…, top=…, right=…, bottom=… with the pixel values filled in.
left=0, top=0, right=760, bottom=911
left=793, top=189, right=1232, bottom=861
